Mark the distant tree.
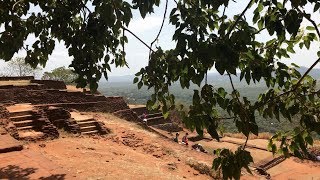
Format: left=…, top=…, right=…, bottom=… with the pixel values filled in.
left=5, top=57, right=41, bottom=77
left=42, top=66, right=78, bottom=85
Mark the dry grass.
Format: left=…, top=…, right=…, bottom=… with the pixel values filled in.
left=224, top=132, right=272, bottom=140
left=0, top=80, right=31, bottom=86
left=186, top=159, right=220, bottom=178
left=314, top=140, right=320, bottom=147
left=128, top=104, right=146, bottom=108
left=66, top=85, right=88, bottom=92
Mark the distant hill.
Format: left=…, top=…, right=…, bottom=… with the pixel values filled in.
left=104, top=66, right=320, bottom=83
left=98, top=67, right=320, bottom=134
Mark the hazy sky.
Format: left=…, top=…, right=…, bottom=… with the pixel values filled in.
left=1, top=1, right=319, bottom=77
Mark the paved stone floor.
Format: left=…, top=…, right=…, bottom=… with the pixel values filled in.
left=0, top=131, right=76, bottom=179
left=0, top=134, right=23, bottom=153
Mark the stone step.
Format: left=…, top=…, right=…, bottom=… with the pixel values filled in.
left=146, top=116, right=171, bottom=126
left=9, top=111, right=33, bottom=118
left=77, top=118, right=95, bottom=123
left=13, top=120, right=34, bottom=128
left=10, top=115, right=34, bottom=122
left=18, top=130, right=45, bottom=140
left=145, top=113, right=162, bottom=118
left=77, top=120, right=96, bottom=127
left=80, top=125, right=97, bottom=132
left=82, top=130, right=99, bottom=135
left=16, top=125, right=35, bottom=131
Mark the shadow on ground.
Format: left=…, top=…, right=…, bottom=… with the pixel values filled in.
left=0, top=165, right=66, bottom=180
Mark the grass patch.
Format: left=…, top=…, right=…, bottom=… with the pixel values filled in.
left=224, top=132, right=272, bottom=140
left=186, top=158, right=220, bottom=179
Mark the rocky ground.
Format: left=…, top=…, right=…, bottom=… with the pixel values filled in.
left=1, top=112, right=320, bottom=179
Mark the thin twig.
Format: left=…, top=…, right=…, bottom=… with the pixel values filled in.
left=256, top=57, right=320, bottom=109
left=228, top=72, right=251, bottom=149
left=293, top=58, right=320, bottom=92
left=12, top=0, right=24, bottom=11
left=123, top=27, right=155, bottom=53
left=243, top=135, right=250, bottom=150
left=149, top=0, right=169, bottom=61
left=226, top=0, right=255, bottom=37
left=296, top=8, right=320, bottom=39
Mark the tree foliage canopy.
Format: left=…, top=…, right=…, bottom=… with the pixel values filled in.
left=1, top=0, right=320, bottom=179
left=42, top=66, right=78, bottom=84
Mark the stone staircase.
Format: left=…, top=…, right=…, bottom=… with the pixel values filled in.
left=70, top=112, right=108, bottom=135
left=131, top=107, right=182, bottom=132
left=141, top=113, right=171, bottom=126
left=78, top=118, right=99, bottom=135
left=10, top=110, right=35, bottom=131
left=8, top=108, right=46, bottom=140
left=6, top=104, right=60, bottom=140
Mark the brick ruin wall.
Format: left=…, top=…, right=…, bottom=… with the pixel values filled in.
left=0, top=105, right=9, bottom=120
left=51, top=100, right=129, bottom=113
left=0, top=105, right=10, bottom=127
left=113, top=109, right=141, bottom=122
left=0, top=88, right=129, bottom=113
left=31, top=109, right=59, bottom=139
left=42, top=107, right=71, bottom=129
left=30, top=80, right=67, bottom=89
left=0, top=89, right=105, bottom=104
left=0, top=76, right=34, bottom=81
left=0, top=85, right=42, bottom=90
left=131, top=107, right=160, bottom=116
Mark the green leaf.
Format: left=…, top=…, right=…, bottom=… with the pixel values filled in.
left=138, top=81, right=143, bottom=89
left=306, top=26, right=316, bottom=31
left=314, top=3, right=320, bottom=12
left=133, top=77, right=139, bottom=83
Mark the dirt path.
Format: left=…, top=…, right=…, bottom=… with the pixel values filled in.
left=26, top=113, right=216, bottom=179
left=0, top=149, right=76, bottom=179
left=268, top=158, right=320, bottom=179
left=1, top=112, right=319, bottom=179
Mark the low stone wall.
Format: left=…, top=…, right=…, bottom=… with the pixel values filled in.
left=30, top=80, right=66, bottom=90
left=46, top=99, right=129, bottom=113
left=0, top=105, right=9, bottom=120
left=0, top=76, right=34, bottom=81
left=152, top=123, right=183, bottom=132
left=0, top=89, right=120, bottom=105
left=0, top=84, right=42, bottom=90
left=131, top=107, right=159, bottom=116
left=113, top=109, right=141, bottom=122
left=42, top=106, right=71, bottom=129
left=32, top=109, right=59, bottom=139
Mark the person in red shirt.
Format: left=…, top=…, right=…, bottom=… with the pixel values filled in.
left=182, top=133, right=189, bottom=145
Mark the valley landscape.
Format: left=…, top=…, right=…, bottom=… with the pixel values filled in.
left=1, top=76, right=318, bottom=179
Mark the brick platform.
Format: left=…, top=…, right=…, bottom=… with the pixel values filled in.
left=0, top=150, right=77, bottom=179
left=0, top=134, right=23, bottom=153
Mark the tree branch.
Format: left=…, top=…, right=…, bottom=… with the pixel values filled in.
left=226, top=0, right=255, bottom=37
left=123, top=27, right=155, bottom=53
left=149, top=0, right=168, bottom=61
left=256, top=57, right=320, bottom=109
left=228, top=72, right=251, bottom=149
left=12, top=0, right=24, bottom=11
left=296, top=8, right=320, bottom=39
left=293, top=58, right=320, bottom=92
